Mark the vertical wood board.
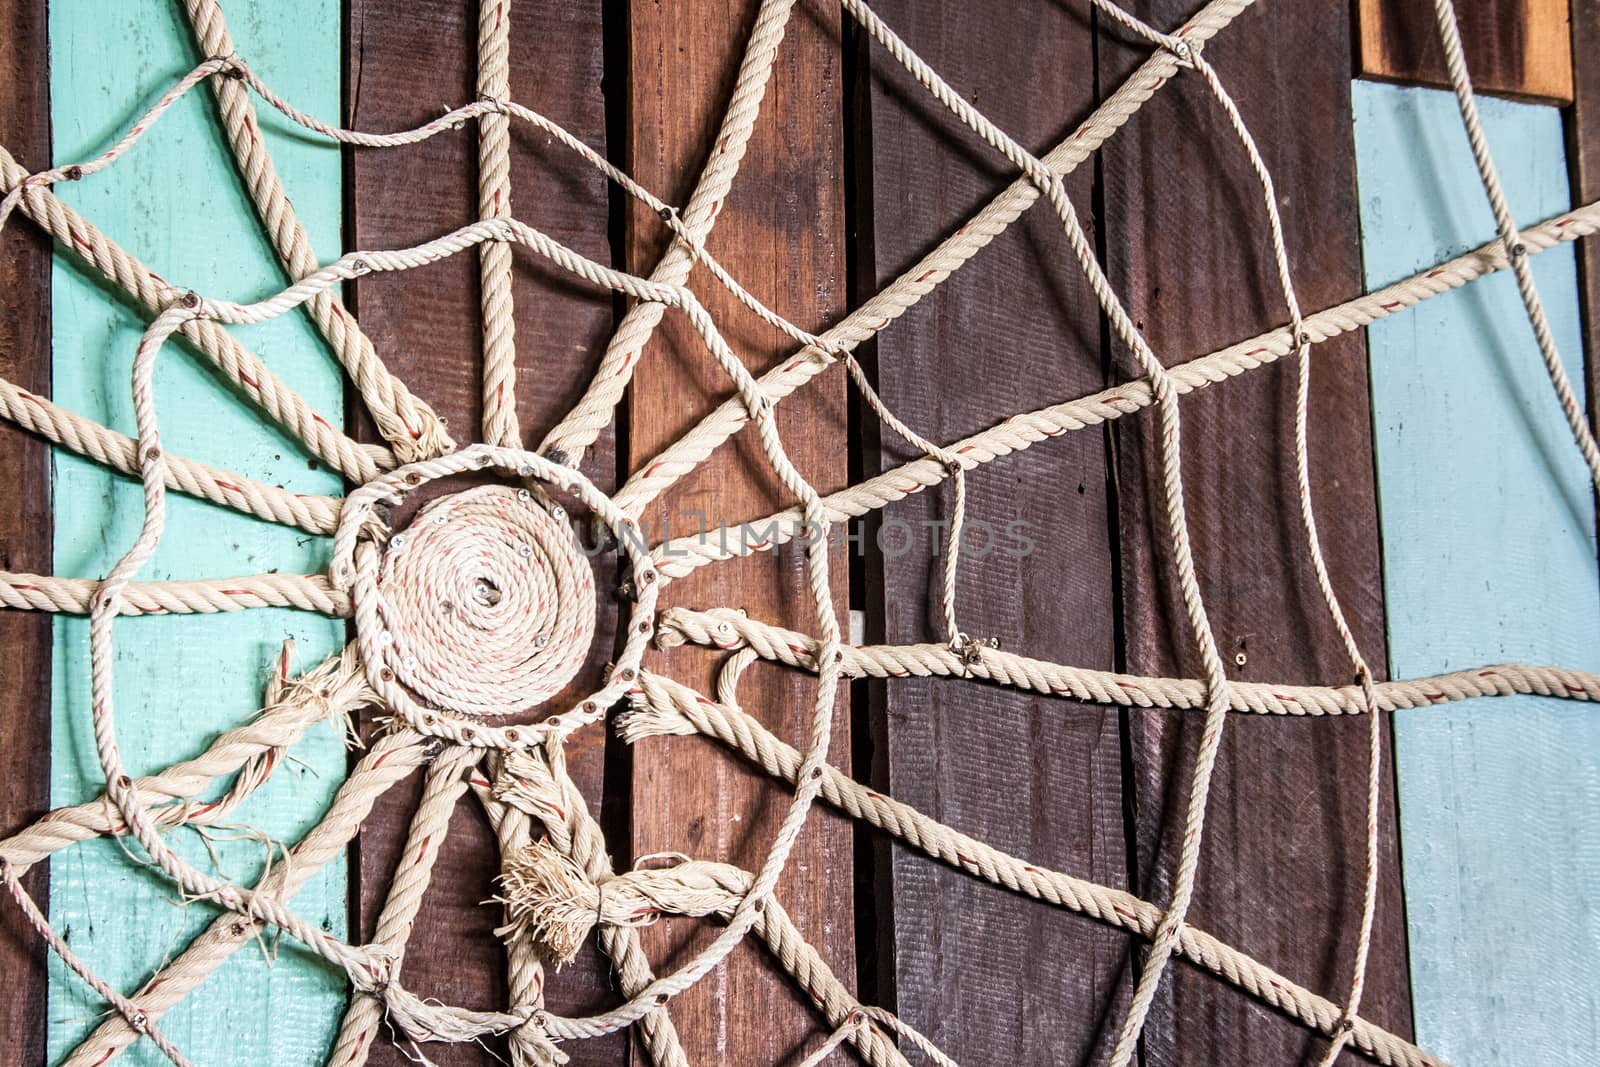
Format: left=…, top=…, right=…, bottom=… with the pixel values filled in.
left=345, top=1, right=620, bottom=1063
left=1100, top=4, right=1414, bottom=1062
left=1574, top=0, right=1600, bottom=431
left=1356, top=0, right=1574, bottom=104
left=0, top=0, right=53, bottom=1061
left=857, top=2, right=1130, bottom=1060
left=624, top=1, right=855, bottom=1062
left=1353, top=80, right=1600, bottom=1064
left=47, top=1, right=347, bottom=1063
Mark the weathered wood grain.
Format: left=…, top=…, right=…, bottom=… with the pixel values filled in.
left=855, top=2, right=1130, bottom=1060
left=346, top=2, right=621, bottom=1063
left=623, top=2, right=854, bottom=1062
left=47, top=1, right=348, bottom=1062
left=1099, top=4, right=1413, bottom=1063
left=1354, top=80, right=1600, bottom=1064
left=0, top=0, right=52, bottom=1061
left=1356, top=0, right=1574, bottom=104
left=1575, top=0, right=1599, bottom=432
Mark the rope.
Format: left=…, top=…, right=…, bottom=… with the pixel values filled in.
left=182, top=0, right=453, bottom=463
left=477, top=0, right=521, bottom=450
left=0, top=0, right=1590, bottom=1063
left=618, top=668, right=1446, bottom=1067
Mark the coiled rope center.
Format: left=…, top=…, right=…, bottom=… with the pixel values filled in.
left=333, top=444, right=660, bottom=748
left=377, top=484, right=595, bottom=717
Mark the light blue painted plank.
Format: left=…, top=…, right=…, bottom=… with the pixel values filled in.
left=1354, top=80, right=1600, bottom=1063
left=48, top=2, right=347, bottom=1064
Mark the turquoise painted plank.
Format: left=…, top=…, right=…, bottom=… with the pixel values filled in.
left=1354, top=81, right=1600, bottom=1063
left=48, top=2, right=347, bottom=1064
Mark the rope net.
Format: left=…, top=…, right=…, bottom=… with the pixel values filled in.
left=0, top=0, right=1594, bottom=1064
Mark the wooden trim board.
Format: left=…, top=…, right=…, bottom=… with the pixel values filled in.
left=1354, top=79, right=1600, bottom=1061
left=46, top=1, right=348, bottom=1061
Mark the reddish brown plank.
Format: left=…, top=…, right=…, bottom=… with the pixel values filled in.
left=1098, top=3, right=1414, bottom=1063
left=1575, top=0, right=1600, bottom=438
left=0, top=0, right=52, bottom=1062
left=623, top=2, right=854, bottom=1062
left=347, top=2, right=621, bottom=1062
left=855, top=2, right=1131, bottom=1061
left=1357, top=0, right=1573, bottom=103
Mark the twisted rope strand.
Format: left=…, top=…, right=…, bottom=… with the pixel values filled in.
left=0, top=144, right=388, bottom=484
left=477, top=0, right=520, bottom=451
left=0, top=570, right=348, bottom=616
left=646, top=198, right=1600, bottom=580
left=659, top=604, right=1600, bottom=717
left=181, top=0, right=452, bottom=462
left=609, top=0, right=1255, bottom=518
left=619, top=669, right=1446, bottom=1067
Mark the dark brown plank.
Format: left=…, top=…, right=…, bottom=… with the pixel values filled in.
left=1575, top=0, right=1600, bottom=441
left=347, top=2, right=622, bottom=1062
left=855, top=2, right=1131, bottom=1061
left=0, top=0, right=52, bottom=1062
left=623, top=2, right=854, bottom=1062
left=1357, top=0, right=1573, bottom=103
left=1098, top=3, right=1414, bottom=1063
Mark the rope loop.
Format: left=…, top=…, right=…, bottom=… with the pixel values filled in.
left=333, top=444, right=661, bottom=748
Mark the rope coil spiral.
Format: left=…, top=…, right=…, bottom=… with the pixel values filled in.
left=334, top=443, right=660, bottom=749
left=370, top=485, right=596, bottom=718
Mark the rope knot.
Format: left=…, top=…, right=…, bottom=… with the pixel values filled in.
left=950, top=632, right=998, bottom=671
left=494, top=837, right=611, bottom=966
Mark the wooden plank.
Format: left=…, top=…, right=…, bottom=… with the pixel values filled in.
left=1099, top=4, right=1414, bottom=1063
left=1575, top=0, right=1600, bottom=431
left=46, top=1, right=348, bottom=1062
left=623, top=2, right=854, bottom=1062
left=1356, top=0, right=1574, bottom=104
left=855, top=3, right=1130, bottom=1060
left=1353, top=80, right=1600, bottom=1063
left=345, top=2, right=622, bottom=1063
left=0, top=0, right=52, bottom=1061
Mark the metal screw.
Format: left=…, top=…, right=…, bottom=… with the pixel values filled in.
left=518, top=543, right=533, bottom=557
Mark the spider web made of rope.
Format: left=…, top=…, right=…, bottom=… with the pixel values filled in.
left=0, top=0, right=1595, bottom=1065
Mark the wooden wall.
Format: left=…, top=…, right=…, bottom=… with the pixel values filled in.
left=858, top=3, right=1129, bottom=1061
left=1354, top=80, right=1600, bottom=1065
left=1100, top=3, right=1414, bottom=1061
left=44, top=2, right=349, bottom=1062
left=0, top=1, right=1596, bottom=1064
left=0, top=1, right=51, bottom=1062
